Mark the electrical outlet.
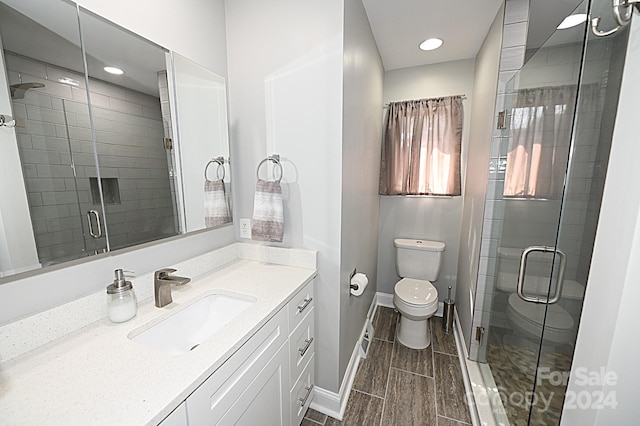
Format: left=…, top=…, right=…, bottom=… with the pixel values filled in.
left=240, top=218, right=251, bottom=239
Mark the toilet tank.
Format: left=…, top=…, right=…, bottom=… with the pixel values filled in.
left=394, top=238, right=445, bottom=281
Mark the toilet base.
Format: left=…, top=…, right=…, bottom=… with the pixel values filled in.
left=396, top=315, right=431, bottom=350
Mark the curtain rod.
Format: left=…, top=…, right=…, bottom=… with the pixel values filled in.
left=384, top=94, right=467, bottom=107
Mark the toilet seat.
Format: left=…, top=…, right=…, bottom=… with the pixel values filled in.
left=506, top=293, right=574, bottom=344
left=394, top=278, right=438, bottom=308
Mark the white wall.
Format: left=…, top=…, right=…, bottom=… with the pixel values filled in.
left=376, top=59, right=475, bottom=300
left=563, top=17, right=640, bottom=424
left=76, top=0, right=228, bottom=78
left=456, top=5, right=504, bottom=350
left=225, top=0, right=345, bottom=392
left=0, top=0, right=234, bottom=324
left=339, top=0, right=383, bottom=384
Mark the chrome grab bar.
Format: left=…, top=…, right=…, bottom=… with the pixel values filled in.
left=517, top=246, right=566, bottom=304
left=87, top=210, right=103, bottom=238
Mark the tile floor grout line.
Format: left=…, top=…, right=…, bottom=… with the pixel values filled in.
left=348, top=387, right=384, bottom=401
left=390, top=365, right=434, bottom=379
left=433, top=348, right=459, bottom=357
left=439, top=413, right=472, bottom=425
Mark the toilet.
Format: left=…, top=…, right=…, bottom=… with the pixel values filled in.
left=506, top=293, right=575, bottom=345
left=393, top=238, right=445, bottom=349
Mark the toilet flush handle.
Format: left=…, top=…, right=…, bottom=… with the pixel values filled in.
left=517, top=246, right=566, bottom=304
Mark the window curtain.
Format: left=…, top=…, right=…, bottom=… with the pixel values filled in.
left=379, top=96, right=463, bottom=196
left=503, top=84, right=599, bottom=198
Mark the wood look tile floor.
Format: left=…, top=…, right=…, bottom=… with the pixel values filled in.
left=303, top=307, right=472, bottom=426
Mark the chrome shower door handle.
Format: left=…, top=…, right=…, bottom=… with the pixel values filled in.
left=87, top=210, right=103, bottom=238
left=517, top=246, right=566, bottom=304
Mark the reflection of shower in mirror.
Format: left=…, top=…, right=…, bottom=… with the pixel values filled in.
left=9, top=82, right=45, bottom=99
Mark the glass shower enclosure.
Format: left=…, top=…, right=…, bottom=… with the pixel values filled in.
left=471, top=0, right=630, bottom=424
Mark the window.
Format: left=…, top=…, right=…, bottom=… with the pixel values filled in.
left=379, top=96, right=463, bottom=196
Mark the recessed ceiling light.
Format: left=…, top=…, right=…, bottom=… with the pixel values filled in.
left=419, top=38, right=443, bottom=51
left=103, top=66, right=124, bottom=75
left=557, top=13, right=588, bottom=30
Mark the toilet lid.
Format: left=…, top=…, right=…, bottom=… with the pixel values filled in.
left=395, top=278, right=438, bottom=306
left=507, top=294, right=574, bottom=330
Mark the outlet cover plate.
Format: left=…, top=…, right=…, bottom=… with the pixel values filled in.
left=240, top=218, right=251, bottom=239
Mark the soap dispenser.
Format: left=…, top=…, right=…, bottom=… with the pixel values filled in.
left=106, top=269, right=137, bottom=323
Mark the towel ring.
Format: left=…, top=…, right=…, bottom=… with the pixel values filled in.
left=205, top=157, right=226, bottom=181
left=256, top=154, right=283, bottom=182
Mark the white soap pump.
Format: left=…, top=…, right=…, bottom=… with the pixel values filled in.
left=106, top=269, right=137, bottom=323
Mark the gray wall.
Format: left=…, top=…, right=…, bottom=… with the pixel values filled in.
left=376, top=59, right=476, bottom=300
left=339, top=0, right=384, bottom=385
left=0, top=0, right=233, bottom=325
left=456, top=4, right=504, bottom=351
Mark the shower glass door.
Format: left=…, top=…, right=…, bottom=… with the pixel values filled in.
left=0, top=0, right=108, bottom=267
left=474, top=0, right=630, bottom=424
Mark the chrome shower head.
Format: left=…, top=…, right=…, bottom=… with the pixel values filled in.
left=10, top=82, right=45, bottom=99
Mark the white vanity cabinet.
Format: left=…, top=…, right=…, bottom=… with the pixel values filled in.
left=163, top=280, right=316, bottom=426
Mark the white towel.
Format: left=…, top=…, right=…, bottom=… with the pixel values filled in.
left=251, top=179, right=284, bottom=242
left=204, top=179, right=231, bottom=227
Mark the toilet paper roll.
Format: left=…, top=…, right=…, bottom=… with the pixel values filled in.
left=350, top=273, right=368, bottom=296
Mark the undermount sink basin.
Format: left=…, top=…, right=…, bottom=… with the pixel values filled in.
left=129, top=293, right=255, bottom=355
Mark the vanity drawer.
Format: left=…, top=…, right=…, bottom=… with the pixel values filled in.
left=288, top=280, right=314, bottom=332
left=289, top=307, right=315, bottom=385
left=291, top=355, right=315, bottom=426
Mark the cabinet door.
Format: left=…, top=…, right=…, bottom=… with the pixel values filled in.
left=218, top=341, right=291, bottom=426
left=186, top=308, right=288, bottom=424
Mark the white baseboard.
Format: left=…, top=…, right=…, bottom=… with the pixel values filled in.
left=376, top=291, right=393, bottom=308
left=376, top=291, right=445, bottom=317
left=453, top=308, right=481, bottom=426
left=310, top=294, right=378, bottom=420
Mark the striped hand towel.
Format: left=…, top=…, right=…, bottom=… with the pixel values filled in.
left=251, top=179, right=284, bottom=242
left=204, top=179, right=231, bottom=227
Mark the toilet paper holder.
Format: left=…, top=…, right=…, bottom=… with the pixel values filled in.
left=349, top=268, right=369, bottom=297
left=349, top=268, right=359, bottom=292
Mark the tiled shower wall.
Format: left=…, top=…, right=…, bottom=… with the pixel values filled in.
left=470, top=0, right=530, bottom=360
left=8, top=52, right=177, bottom=265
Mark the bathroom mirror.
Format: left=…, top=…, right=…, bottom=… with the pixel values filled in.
left=0, top=0, right=231, bottom=279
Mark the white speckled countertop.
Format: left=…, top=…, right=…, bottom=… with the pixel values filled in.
left=0, top=244, right=317, bottom=425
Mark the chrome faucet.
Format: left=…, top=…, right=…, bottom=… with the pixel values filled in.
left=154, top=268, right=191, bottom=308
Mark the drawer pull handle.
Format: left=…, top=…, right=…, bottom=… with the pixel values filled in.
left=298, top=384, right=314, bottom=406
left=298, top=337, right=314, bottom=356
left=296, top=297, right=313, bottom=313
